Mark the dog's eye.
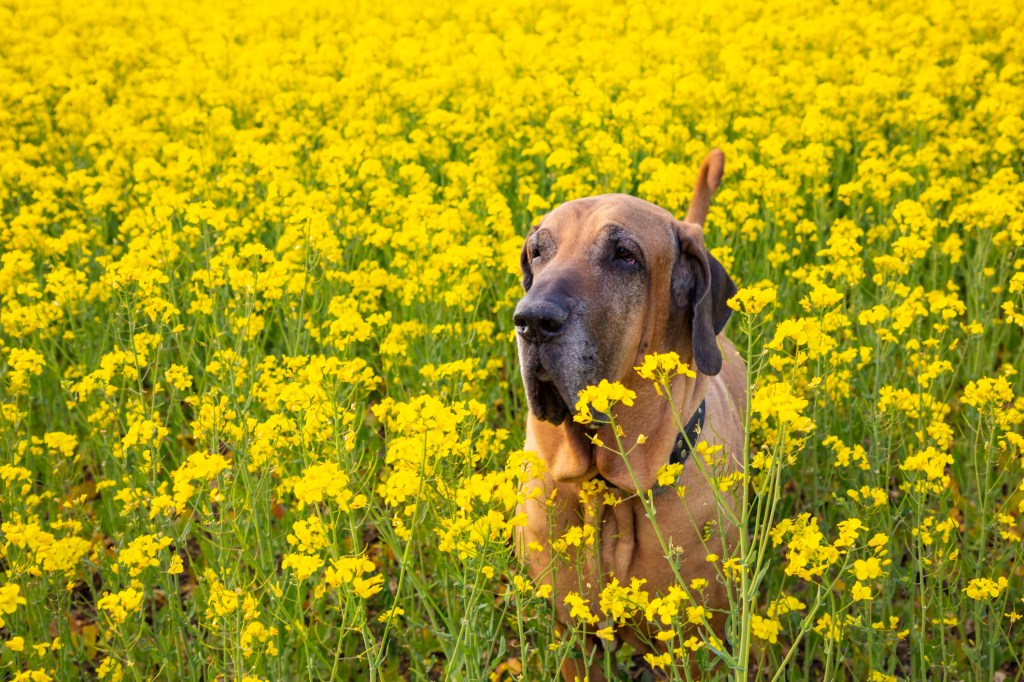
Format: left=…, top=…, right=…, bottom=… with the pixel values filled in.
left=614, top=245, right=638, bottom=266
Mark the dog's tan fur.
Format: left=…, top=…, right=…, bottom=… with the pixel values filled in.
left=513, top=151, right=746, bottom=680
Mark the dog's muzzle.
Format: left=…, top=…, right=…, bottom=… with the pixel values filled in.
left=514, top=293, right=580, bottom=424
left=514, top=299, right=569, bottom=345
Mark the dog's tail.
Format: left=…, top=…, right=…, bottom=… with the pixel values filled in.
left=685, top=149, right=725, bottom=225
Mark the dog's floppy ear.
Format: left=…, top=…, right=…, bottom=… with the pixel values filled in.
left=520, top=225, right=538, bottom=291
left=672, top=150, right=736, bottom=375
left=672, top=224, right=736, bottom=375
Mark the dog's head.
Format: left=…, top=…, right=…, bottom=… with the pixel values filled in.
left=514, top=151, right=736, bottom=427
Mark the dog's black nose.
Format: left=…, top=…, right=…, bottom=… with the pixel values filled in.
left=514, top=300, right=568, bottom=344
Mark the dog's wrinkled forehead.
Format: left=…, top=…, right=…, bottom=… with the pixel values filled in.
left=540, top=194, right=678, bottom=257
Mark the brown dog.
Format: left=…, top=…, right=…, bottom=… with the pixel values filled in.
left=513, top=151, right=746, bottom=680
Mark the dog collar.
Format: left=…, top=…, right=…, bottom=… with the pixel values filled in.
left=650, top=399, right=705, bottom=496
left=593, top=400, right=706, bottom=496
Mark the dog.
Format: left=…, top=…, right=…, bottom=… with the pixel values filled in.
left=513, top=150, right=746, bottom=680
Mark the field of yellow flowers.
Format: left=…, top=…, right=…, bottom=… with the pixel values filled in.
left=2, top=0, right=1023, bottom=679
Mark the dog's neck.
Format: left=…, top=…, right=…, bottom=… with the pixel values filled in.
left=548, top=370, right=708, bottom=492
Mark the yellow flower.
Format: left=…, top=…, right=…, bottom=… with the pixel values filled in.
left=750, top=381, right=815, bottom=431
left=728, top=282, right=778, bottom=314
left=42, top=432, right=77, bottom=458
left=635, top=352, right=696, bottom=385
left=961, top=376, right=1014, bottom=412
left=599, top=577, right=649, bottom=624
left=963, top=577, right=1009, bottom=601
left=164, top=364, right=193, bottom=391
left=656, top=462, right=684, bottom=486
left=203, top=571, right=240, bottom=620
left=286, top=517, right=330, bottom=554
left=751, top=615, right=782, bottom=643
left=686, top=604, right=707, bottom=625
left=118, top=534, right=174, bottom=577
left=573, top=380, right=636, bottom=425
left=5, top=347, right=46, bottom=395
left=643, top=651, right=672, bottom=670
left=563, top=592, right=599, bottom=625
left=282, top=553, right=325, bottom=582
left=851, top=581, right=873, bottom=601
left=853, top=557, right=884, bottom=581
left=377, top=606, right=405, bottom=623
left=12, top=671, right=52, bottom=682
left=770, top=514, right=840, bottom=581
left=767, top=594, right=805, bottom=618
left=171, top=450, right=232, bottom=510
left=240, top=621, right=279, bottom=658
left=800, top=282, right=844, bottom=312
left=288, top=461, right=367, bottom=512
left=324, top=555, right=383, bottom=599
left=0, top=583, right=28, bottom=628
left=0, top=520, right=92, bottom=576
left=900, top=447, right=953, bottom=494
left=834, top=518, right=865, bottom=548
left=824, top=436, right=869, bottom=470
left=97, top=587, right=144, bottom=624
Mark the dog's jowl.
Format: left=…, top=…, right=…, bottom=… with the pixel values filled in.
left=514, top=150, right=746, bottom=681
